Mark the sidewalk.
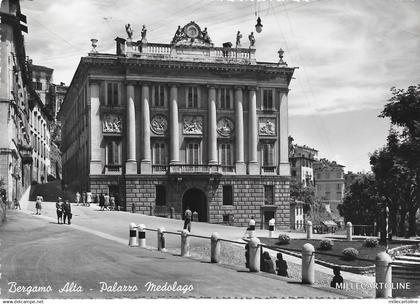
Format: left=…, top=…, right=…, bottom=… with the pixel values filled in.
left=17, top=200, right=376, bottom=295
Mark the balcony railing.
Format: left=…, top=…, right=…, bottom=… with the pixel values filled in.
left=152, top=165, right=168, bottom=174
left=261, top=166, right=277, bottom=175
left=169, top=164, right=222, bottom=174
left=221, top=165, right=235, bottom=174
left=104, top=164, right=122, bottom=175
left=124, top=42, right=256, bottom=64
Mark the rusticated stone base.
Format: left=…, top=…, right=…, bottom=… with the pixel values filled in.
left=89, top=174, right=290, bottom=229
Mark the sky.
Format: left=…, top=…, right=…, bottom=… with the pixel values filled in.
left=20, top=0, right=420, bottom=173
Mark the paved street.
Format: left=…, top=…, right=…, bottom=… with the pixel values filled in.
left=0, top=205, right=352, bottom=299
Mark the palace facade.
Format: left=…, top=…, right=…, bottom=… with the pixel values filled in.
left=59, top=22, right=296, bottom=228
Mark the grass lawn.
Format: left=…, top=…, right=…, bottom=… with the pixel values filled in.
left=259, top=237, right=407, bottom=267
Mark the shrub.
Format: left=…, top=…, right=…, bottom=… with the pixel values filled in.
left=318, top=239, right=334, bottom=251
left=277, top=234, right=291, bottom=245
left=342, top=247, right=359, bottom=260
left=364, top=238, right=379, bottom=248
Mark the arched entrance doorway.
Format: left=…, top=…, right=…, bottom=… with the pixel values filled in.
left=182, top=188, right=207, bottom=222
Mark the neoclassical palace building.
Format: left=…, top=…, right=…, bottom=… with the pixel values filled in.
left=59, top=22, right=296, bottom=228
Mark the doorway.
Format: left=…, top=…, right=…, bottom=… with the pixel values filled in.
left=182, top=188, right=207, bottom=222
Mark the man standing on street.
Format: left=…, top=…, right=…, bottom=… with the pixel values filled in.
left=63, top=200, right=72, bottom=225
left=184, top=206, right=192, bottom=232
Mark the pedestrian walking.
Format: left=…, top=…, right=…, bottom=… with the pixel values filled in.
left=275, top=252, right=289, bottom=277
left=110, top=196, right=115, bottom=211
left=183, top=206, right=192, bottom=232
left=330, top=266, right=343, bottom=289
left=86, top=191, right=92, bottom=206
left=261, top=251, right=276, bottom=274
left=63, top=200, right=72, bottom=225
left=14, top=198, right=21, bottom=210
left=99, top=193, right=105, bottom=211
left=35, top=196, right=43, bottom=215
left=56, top=197, right=64, bottom=224
left=104, top=193, right=110, bottom=210
left=75, top=192, right=81, bottom=206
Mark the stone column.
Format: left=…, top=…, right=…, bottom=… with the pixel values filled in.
left=235, top=87, right=246, bottom=174
left=89, top=81, right=102, bottom=174
left=169, top=85, right=180, bottom=164
left=248, top=87, right=259, bottom=175
left=278, top=90, right=290, bottom=176
left=125, top=83, right=137, bottom=174
left=208, top=86, right=217, bottom=165
left=141, top=84, right=151, bottom=174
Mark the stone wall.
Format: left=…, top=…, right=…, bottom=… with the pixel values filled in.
left=89, top=174, right=291, bottom=229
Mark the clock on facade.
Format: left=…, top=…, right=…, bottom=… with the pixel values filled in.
left=185, top=24, right=199, bottom=38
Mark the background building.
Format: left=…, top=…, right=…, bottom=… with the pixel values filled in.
left=313, top=158, right=345, bottom=214
left=0, top=0, right=32, bottom=202
left=290, top=200, right=304, bottom=230
left=28, top=63, right=53, bottom=184
left=289, top=138, right=318, bottom=187
left=59, top=22, right=296, bottom=228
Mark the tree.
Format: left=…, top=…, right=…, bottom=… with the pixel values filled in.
left=338, top=174, right=382, bottom=227
left=376, top=85, right=420, bottom=236
left=290, top=179, right=317, bottom=214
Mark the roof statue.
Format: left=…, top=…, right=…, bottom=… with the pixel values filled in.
left=170, top=21, right=213, bottom=46
left=125, top=24, right=133, bottom=40
left=236, top=30, right=242, bottom=48
left=141, top=25, right=147, bottom=42
left=248, top=32, right=255, bottom=48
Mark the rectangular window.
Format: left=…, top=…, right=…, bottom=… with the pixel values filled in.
left=155, top=185, right=166, bottom=206
left=219, top=88, right=232, bottom=109
left=223, top=185, right=233, bottom=205
left=337, top=172, right=342, bottom=179
left=264, top=185, right=274, bottom=205
left=187, top=87, right=198, bottom=108
left=262, top=143, right=275, bottom=166
left=153, top=85, right=166, bottom=107
left=187, top=142, right=200, bottom=164
left=153, top=142, right=167, bottom=165
left=263, top=89, right=274, bottom=110
left=107, top=82, right=119, bottom=106
left=34, top=81, right=42, bottom=91
left=336, top=183, right=341, bottom=191
left=106, top=141, right=120, bottom=165
left=219, top=143, right=232, bottom=166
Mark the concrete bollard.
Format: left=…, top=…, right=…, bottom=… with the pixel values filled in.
left=249, top=219, right=256, bottom=231
left=306, top=221, right=313, bottom=239
left=211, top=232, right=221, bottom=263
left=138, top=224, right=146, bottom=248
left=268, top=218, right=275, bottom=238
left=181, top=229, right=190, bottom=257
left=170, top=207, right=175, bottom=219
left=375, top=251, right=392, bottom=298
left=301, top=243, right=315, bottom=284
left=346, top=222, right=353, bottom=241
left=157, top=227, right=166, bottom=252
left=248, top=237, right=260, bottom=272
left=129, top=223, right=139, bottom=247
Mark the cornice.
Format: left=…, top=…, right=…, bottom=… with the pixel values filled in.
left=81, top=56, right=295, bottom=76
